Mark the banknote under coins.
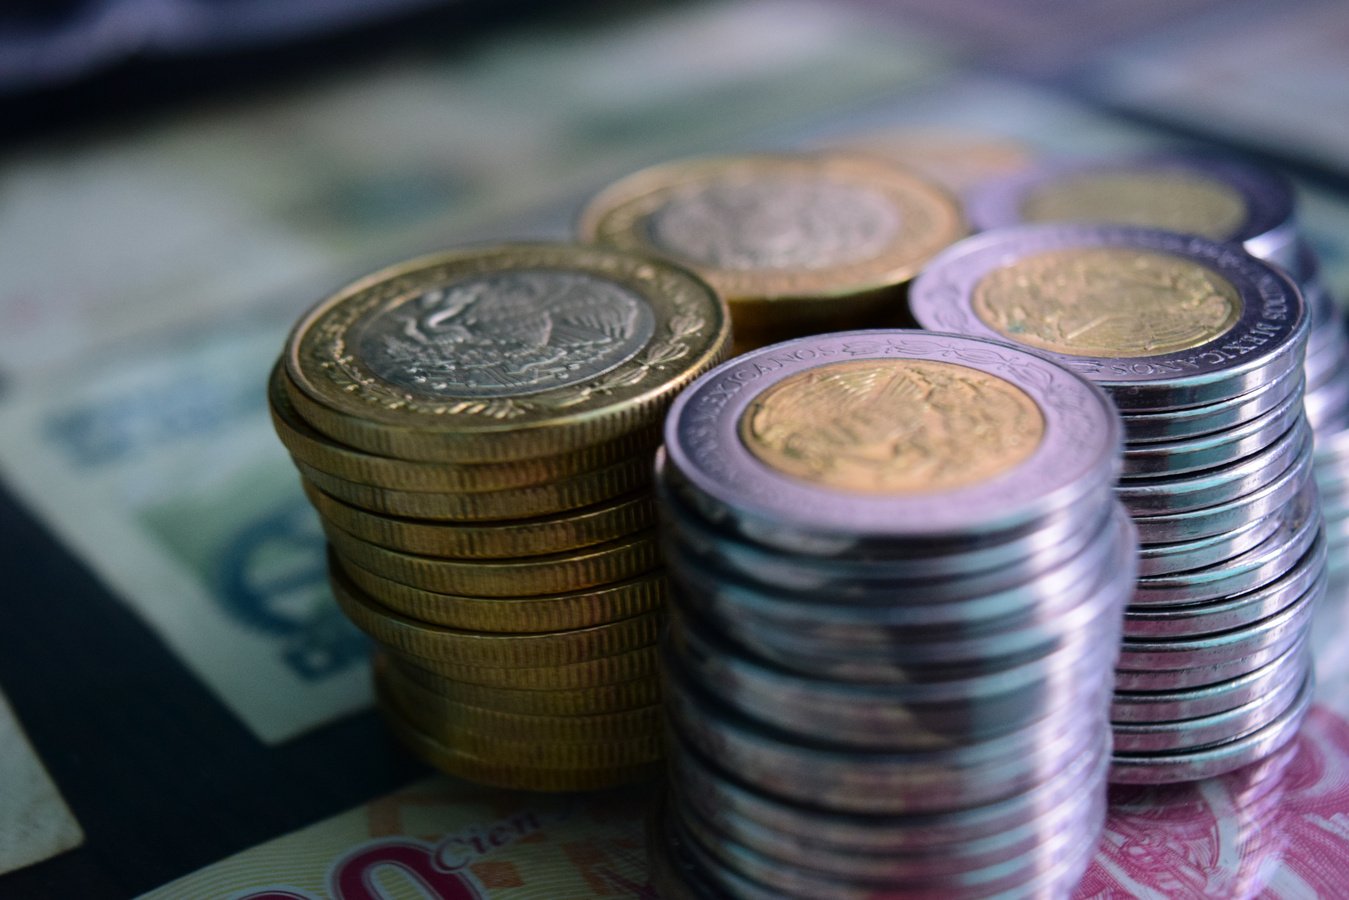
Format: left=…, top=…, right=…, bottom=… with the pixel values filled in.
left=650, top=329, right=1135, bottom=898
left=577, top=152, right=965, bottom=354
left=966, top=152, right=1349, bottom=573
left=910, top=223, right=1325, bottom=783
left=269, top=242, right=731, bottom=791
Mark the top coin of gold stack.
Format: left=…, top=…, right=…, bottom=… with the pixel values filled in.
left=270, top=242, right=730, bottom=792
left=578, top=153, right=965, bottom=354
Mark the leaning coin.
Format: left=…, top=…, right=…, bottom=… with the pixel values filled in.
left=284, top=243, right=729, bottom=463
left=909, top=225, right=1307, bottom=412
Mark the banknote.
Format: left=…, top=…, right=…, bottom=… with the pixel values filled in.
left=0, top=688, right=83, bottom=877
left=0, top=0, right=947, bottom=744
left=1081, top=0, right=1349, bottom=174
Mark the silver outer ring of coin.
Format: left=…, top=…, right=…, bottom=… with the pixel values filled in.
left=909, top=225, right=1307, bottom=411
left=1125, top=538, right=1326, bottom=638
left=1117, top=418, right=1310, bottom=514
left=660, top=498, right=1130, bottom=632
left=1111, top=655, right=1308, bottom=752
left=662, top=330, right=1122, bottom=545
left=1129, top=488, right=1321, bottom=605
left=1119, top=396, right=1304, bottom=477
left=665, top=518, right=1133, bottom=665
left=666, top=613, right=1118, bottom=750
left=667, top=727, right=1110, bottom=854
left=1113, top=617, right=1308, bottom=693
left=1108, top=668, right=1313, bottom=784
left=964, top=155, right=1296, bottom=256
left=1111, top=635, right=1309, bottom=722
left=662, top=658, right=1108, bottom=813
left=1138, top=510, right=1284, bottom=577
left=1132, top=447, right=1313, bottom=543
left=1121, top=366, right=1303, bottom=444
left=1115, top=580, right=1321, bottom=681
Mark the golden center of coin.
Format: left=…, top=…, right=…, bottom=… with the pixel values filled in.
left=648, top=177, right=902, bottom=271
left=739, top=359, right=1045, bottom=494
left=1020, top=172, right=1247, bottom=239
left=972, top=248, right=1243, bottom=358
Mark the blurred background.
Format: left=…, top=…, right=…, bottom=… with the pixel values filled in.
left=1, top=0, right=1347, bottom=895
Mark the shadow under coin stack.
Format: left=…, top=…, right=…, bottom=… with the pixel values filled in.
left=577, top=152, right=965, bottom=355
left=911, top=224, right=1325, bottom=784
left=647, top=330, right=1136, bottom=898
left=269, top=243, right=730, bottom=791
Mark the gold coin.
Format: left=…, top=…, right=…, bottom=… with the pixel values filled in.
left=377, top=656, right=661, bottom=742
left=270, top=363, right=662, bottom=492
left=739, top=358, right=1045, bottom=493
left=378, top=691, right=663, bottom=792
left=382, top=643, right=658, bottom=690
left=1020, top=171, right=1247, bottom=239
left=972, top=247, right=1243, bottom=358
left=284, top=243, right=730, bottom=463
left=296, top=453, right=653, bottom=521
left=331, top=567, right=663, bottom=667
left=304, top=480, right=656, bottom=558
left=334, top=551, right=667, bottom=632
left=325, top=522, right=660, bottom=596
left=578, top=153, right=964, bottom=333
left=814, top=127, right=1036, bottom=193
left=384, top=655, right=661, bottom=716
left=376, top=673, right=663, bottom=768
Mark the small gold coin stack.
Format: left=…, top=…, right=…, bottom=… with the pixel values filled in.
left=269, top=243, right=730, bottom=791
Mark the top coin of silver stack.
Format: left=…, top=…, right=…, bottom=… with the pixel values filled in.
left=911, top=224, right=1323, bottom=784
left=648, top=329, right=1136, bottom=899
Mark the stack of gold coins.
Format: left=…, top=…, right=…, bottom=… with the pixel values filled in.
left=578, top=152, right=965, bottom=355
left=269, top=243, right=730, bottom=791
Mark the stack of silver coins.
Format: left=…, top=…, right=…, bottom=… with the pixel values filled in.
left=911, top=224, right=1324, bottom=784
left=647, top=330, right=1135, bottom=898
left=966, top=153, right=1349, bottom=571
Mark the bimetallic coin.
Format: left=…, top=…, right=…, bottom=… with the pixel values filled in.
left=663, top=330, right=1121, bottom=546
left=1119, top=393, right=1304, bottom=477
left=578, top=153, right=964, bottom=337
left=1120, top=365, right=1302, bottom=443
left=284, top=243, right=729, bottom=463
left=1137, top=513, right=1284, bottom=577
left=909, top=225, right=1307, bottom=412
left=966, top=155, right=1298, bottom=269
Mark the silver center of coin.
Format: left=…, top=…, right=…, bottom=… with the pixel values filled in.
left=357, top=269, right=656, bottom=398
left=648, top=178, right=901, bottom=271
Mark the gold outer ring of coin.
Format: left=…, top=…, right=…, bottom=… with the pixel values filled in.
left=577, top=152, right=966, bottom=333
left=382, top=653, right=662, bottom=716
left=270, top=363, right=662, bottom=493
left=376, top=655, right=662, bottom=742
left=304, top=480, right=657, bottom=559
left=377, top=689, right=664, bottom=792
left=333, top=551, right=667, bottom=632
left=382, top=643, right=658, bottom=690
left=296, top=454, right=653, bottom=521
left=330, top=567, right=663, bottom=667
left=283, top=243, right=731, bottom=463
left=375, top=672, right=663, bottom=768
left=325, top=521, right=661, bottom=596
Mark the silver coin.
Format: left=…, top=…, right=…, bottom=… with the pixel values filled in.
left=1116, top=580, right=1321, bottom=678
left=964, top=155, right=1297, bottom=266
left=1116, top=417, right=1310, bottom=514
left=1131, top=444, right=1313, bottom=543
left=909, top=225, right=1307, bottom=412
left=1111, top=635, right=1309, bottom=723
left=1120, top=365, right=1302, bottom=444
left=1119, top=394, right=1304, bottom=478
left=647, top=794, right=733, bottom=900
left=1125, top=537, right=1326, bottom=638
left=1138, top=512, right=1284, bottom=577
left=1109, top=668, right=1313, bottom=784
left=1111, top=654, right=1308, bottom=752
left=668, top=727, right=1111, bottom=854
left=662, top=330, right=1122, bottom=548
left=1129, top=485, right=1321, bottom=605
